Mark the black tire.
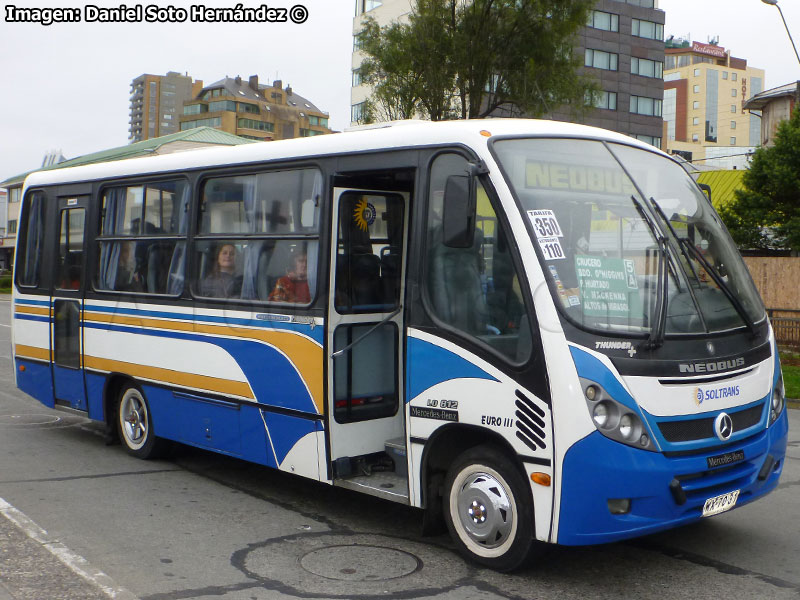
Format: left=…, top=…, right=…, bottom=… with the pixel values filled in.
left=443, top=445, right=536, bottom=572
left=116, top=383, right=167, bottom=459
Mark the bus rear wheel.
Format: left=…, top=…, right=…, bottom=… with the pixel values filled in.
left=443, top=445, right=535, bottom=572
left=117, top=384, right=166, bottom=459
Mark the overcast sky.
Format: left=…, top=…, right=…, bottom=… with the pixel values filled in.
left=1, top=0, right=799, bottom=183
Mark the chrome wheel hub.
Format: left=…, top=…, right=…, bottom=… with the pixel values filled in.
left=456, top=472, right=513, bottom=549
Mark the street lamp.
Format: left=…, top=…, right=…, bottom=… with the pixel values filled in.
left=761, top=0, right=800, bottom=65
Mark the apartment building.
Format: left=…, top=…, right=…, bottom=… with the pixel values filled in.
left=179, top=75, right=332, bottom=141
left=663, top=39, right=765, bottom=166
left=129, top=71, right=198, bottom=142
left=351, top=0, right=665, bottom=147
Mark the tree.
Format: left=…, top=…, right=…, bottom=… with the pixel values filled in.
left=719, top=106, right=800, bottom=252
left=356, top=0, right=596, bottom=122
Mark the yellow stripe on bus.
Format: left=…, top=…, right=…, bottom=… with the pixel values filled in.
left=83, top=312, right=323, bottom=413
left=14, top=306, right=50, bottom=317
left=83, top=355, right=254, bottom=400
left=14, top=344, right=51, bottom=362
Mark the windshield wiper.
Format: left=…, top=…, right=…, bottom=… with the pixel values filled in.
left=648, top=197, right=755, bottom=336
left=647, top=198, right=708, bottom=333
left=630, top=195, right=668, bottom=349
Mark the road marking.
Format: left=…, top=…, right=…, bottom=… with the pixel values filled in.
left=0, top=497, right=140, bottom=599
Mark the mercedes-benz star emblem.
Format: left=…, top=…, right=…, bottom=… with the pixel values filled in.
left=714, top=412, right=733, bottom=441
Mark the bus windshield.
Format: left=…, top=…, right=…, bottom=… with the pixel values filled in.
left=493, top=138, right=765, bottom=337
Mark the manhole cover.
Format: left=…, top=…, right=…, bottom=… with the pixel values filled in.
left=300, top=544, right=420, bottom=581
left=239, top=532, right=469, bottom=597
left=0, top=414, right=61, bottom=426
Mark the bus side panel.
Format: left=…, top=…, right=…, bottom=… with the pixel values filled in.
left=406, top=329, right=554, bottom=543
left=14, top=359, right=55, bottom=409
left=85, top=372, right=106, bottom=420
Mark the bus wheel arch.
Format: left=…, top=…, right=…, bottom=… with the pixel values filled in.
left=419, top=426, right=532, bottom=537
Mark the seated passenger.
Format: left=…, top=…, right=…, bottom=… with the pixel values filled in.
left=116, top=241, right=143, bottom=292
left=269, top=249, right=310, bottom=303
left=201, top=244, right=242, bottom=298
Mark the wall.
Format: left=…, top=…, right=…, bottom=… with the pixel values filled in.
left=742, top=256, right=800, bottom=311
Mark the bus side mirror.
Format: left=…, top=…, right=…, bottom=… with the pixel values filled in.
left=443, top=174, right=476, bottom=248
left=698, top=183, right=712, bottom=203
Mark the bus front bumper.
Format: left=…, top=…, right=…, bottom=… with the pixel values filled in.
left=556, top=409, right=788, bottom=545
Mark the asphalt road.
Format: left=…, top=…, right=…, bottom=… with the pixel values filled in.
left=1, top=295, right=799, bottom=600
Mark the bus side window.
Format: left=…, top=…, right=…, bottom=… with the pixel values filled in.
left=424, top=153, right=530, bottom=362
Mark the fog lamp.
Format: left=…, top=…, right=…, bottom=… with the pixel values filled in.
left=607, top=498, right=631, bottom=515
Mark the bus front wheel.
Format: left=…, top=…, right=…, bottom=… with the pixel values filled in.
left=117, top=384, right=165, bottom=459
left=443, top=445, right=535, bottom=572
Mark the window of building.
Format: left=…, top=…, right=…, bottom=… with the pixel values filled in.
left=693, top=117, right=700, bottom=125
left=351, top=101, right=366, bottom=122
left=585, top=48, right=618, bottom=71
left=355, top=0, right=382, bottom=15
left=731, top=88, right=737, bottom=97
left=10, top=188, right=20, bottom=203
left=730, top=137, right=737, bottom=145
left=352, top=68, right=362, bottom=87
left=588, top=90, right=617, bottom=110
left=693, top=101, right=700, bottom=109
left=731, top=105, right=737, bottom=113
left=180, top=117, right=222, bottom=130
left=694, top=68, right=700, bottom=76
left=732, top=73, right=738, bottom=81
left=635, top=134, right=662, bottom=148
left=193, top=168, right=322, bottom=302
left=731, top=121, right=736, bottom=129
left=587, top=10, right=619, bottom=32
left=723, top=71, right=729, bottom=80
left=631, top=57, right=663, bottom=78
left=96, top=180, right=189, bottom=295
left=693, top=84, right=700, bottom=93
left=8, top=220, right=17, bottom=234
left=631, top=18, right=663, bottom=40
left=237, top=118, right=274, bottom=132
left=238, top=103, right=259, bottom=114
left=630, top=95, right=662, bottom=117
left=692, top=134, right=699, bottom=141
left=209, top=100, right=237, bottom=113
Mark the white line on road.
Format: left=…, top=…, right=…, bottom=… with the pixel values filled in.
left=0, top=498, right=140, bottom=600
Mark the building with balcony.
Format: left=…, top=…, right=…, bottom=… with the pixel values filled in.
left=351, top=0, right=665, bottom=147
left=179, top=75, right=332, bottom=141
left=663, top=38, right=765, bottom=167
left=129, top=71, right=199, bottom=142
left=743, top=80, right=800, bottom=148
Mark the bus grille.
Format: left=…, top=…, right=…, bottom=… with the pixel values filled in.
left=514, top=390, right=547, bottom=452
left=658, top=403, right=764, bottom=443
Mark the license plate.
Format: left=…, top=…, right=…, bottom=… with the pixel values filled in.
left=702, top=490, right=740, bottom=517
left=707, top=449, right=745, bottom=469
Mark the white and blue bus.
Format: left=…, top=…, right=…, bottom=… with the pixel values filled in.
left=11, top=119, right=787, bottom=570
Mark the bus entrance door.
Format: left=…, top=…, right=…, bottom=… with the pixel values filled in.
left=50, top=196, right=89, bottom=412
left=326, top=187, right=409, bottom=501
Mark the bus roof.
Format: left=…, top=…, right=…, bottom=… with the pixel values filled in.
left=22, top=118, right=658, bottom=192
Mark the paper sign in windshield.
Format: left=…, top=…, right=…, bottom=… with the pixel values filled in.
left=527, top=210, right=563, bottom=239
left=576, top=255, right=642, bottom=318
left=538, top=237, right=565, bottom=260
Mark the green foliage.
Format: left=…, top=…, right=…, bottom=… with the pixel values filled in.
left=356, top=0, right=596, bottom=122
left=0, top=274, right=11, bottom=292
left=720, top=106, right=800, bottom=251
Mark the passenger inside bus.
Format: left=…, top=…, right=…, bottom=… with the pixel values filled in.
left=200, top=243, right=242, bottom=298
left=115, top=241, right=143, bottom=292
left=268, top=248, right=310, bottom=303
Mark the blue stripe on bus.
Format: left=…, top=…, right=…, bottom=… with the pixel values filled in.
left=83, top=321, right=318, bottom=414
left=406, top=336, right=498, bottom=402
left=14, top=299, right=51, bottom=307
left=84, top=303, right=323, bottom=343
left=13, top=314, right=51, bottom=324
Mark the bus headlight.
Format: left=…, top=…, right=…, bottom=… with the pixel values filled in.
left=770, top=375, right=785, bottom=425
left=581, top=378, right=657, bottom=452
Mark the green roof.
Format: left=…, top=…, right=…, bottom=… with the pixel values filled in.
left=1, top=127, right=255, bottom=188
left=696, top=170, right=746, bottom=209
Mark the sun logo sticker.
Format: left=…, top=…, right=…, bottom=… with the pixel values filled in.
left=353, top=197, right=376, bottom=232
left=694, top=387, right=704, bottom=406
